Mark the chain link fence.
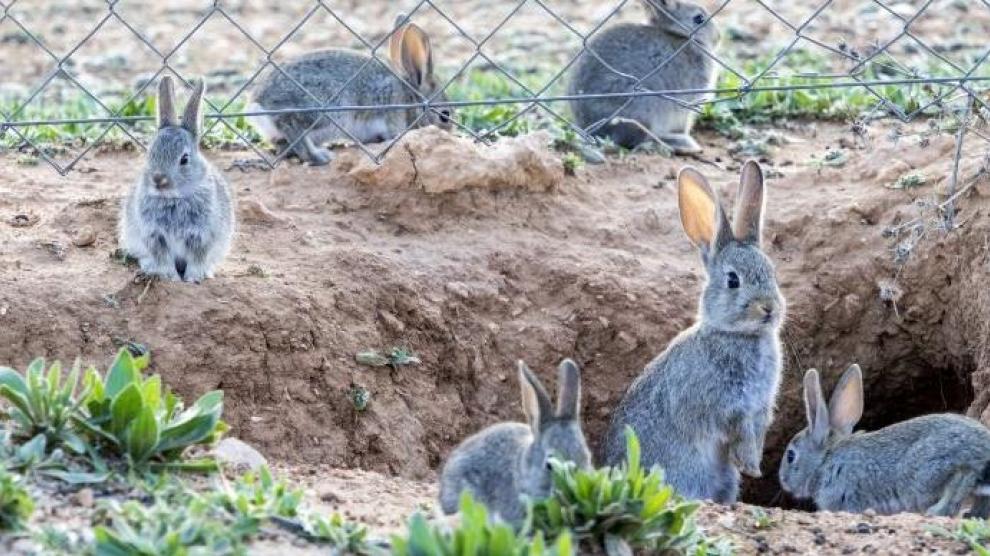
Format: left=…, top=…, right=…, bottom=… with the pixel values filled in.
left=1, top=0, right=989, bottom=195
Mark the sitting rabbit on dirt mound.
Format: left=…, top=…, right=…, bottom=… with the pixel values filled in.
left=248, top=14, right=454, bottom=166
left=119, top=76, right=235, bottom=283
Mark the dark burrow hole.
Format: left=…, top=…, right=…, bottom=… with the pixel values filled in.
left=743, top=360, right=974, bottom=510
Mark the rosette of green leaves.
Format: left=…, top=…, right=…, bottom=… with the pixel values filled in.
left=0, top=358, right=88, bottom=454
left=527, top=427, right=731, bottom=556
left=76, top=349, right=227, bottom=470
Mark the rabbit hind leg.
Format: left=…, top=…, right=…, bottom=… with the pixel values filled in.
left=926, top=470, right=977, bottom=517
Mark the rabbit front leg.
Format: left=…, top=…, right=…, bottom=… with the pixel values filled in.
left=729, top=410, right=768, bottom=478
left=180, top=231, right=213, bottom=283
left=138, top=232, right=180, bottom=280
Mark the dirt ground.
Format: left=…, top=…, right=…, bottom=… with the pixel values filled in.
left=1, top=115, right=989, bottom=552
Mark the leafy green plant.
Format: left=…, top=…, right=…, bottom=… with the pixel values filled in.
left=301, top=512, right=382, bottom=554
left=0, top=358, right=88, bottom=453
left=76, top=349, right=227, bottom=471
left=931, top=518, right=990, bottom=555
left=393, top=491, right=573, bottom=556
left=0, top=467, right=34, bottom=532
left=527, top=427, right=730, bottom=555
left=216, top=466, right=302, bottom=535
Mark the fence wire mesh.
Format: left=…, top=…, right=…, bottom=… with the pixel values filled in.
left=1, top=0, right=989, bottom=191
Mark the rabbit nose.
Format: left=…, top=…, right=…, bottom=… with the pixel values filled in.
left=152, top=173, right=169, bottom=189
left=757, top=303, right=775, bottom=321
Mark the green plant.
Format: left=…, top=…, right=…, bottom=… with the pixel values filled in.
left=527, top=427, right=730, bottom=555
left=0, top=467, right=34, bottom=532
left=748, top=507, right=776, bottom=530
left=0, top=358, right=88, bottom=453
left=216, top=466, right=302, bottom=535
left=931, top=518, right=990, bottom=555
left=392, top=491, right=573, bottom=556
left=301, top=512, right=382, bottom=554
left=76, top=349, right=227, bottom=471
left=561, top=152, right=583, bottom=176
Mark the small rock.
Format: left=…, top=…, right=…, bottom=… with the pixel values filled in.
left=74, top=487, right=94, bottom=508
left=378, top=310, right=406, bottom=334
left=239, top=199, right=288, bottom=225
left=214, top=437, right=267, bottom=471
left=72, top=226, right=97, bottom=247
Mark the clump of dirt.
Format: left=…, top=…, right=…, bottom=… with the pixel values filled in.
left=338, top=127, right=564, bottom=194
left=0, top=121, right=988, bottom=512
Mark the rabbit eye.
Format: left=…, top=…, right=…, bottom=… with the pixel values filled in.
left=545, top=461, right=553, bottom=471
left=180, top=153, right=190, bottom=166
left=693, top=13, right=706, bottom=26
left=727, top=271, right=740, bottom=289
left=439, top=110, right=451, bottom=123
left=786, top=448, right=796, bottom=464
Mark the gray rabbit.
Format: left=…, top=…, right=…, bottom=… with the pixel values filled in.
left=119, top=76, right=235, bottom=283
left=248, top=14, right=452, bottom=166
left=439, top=359, right=592, bottom=524
left=780, top=364, right=990, bottom=517
left=568, top=0, right=720, bottom=153
left=602, top=161, right=784, bottom=504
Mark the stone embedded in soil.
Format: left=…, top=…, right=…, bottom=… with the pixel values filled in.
left=71, top=226, right=97, bottom=247
left=340, top=127, right=564, bottom=194
left=214, top=437, right=268, bottom=471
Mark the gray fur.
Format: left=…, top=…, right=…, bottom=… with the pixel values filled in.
left=438, top=359, right=592, bottom=524
left=567, top=0, right=720, bottom=153
left=602, top=161, right=783, bottom=504
left=780, top=365, right=990, bottom=517
left=119, top=76, right=235, bottom=283
left=249, top=16, right=452, bottom=166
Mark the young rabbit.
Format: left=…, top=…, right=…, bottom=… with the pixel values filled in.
left=780, top=364, right=990, bottom=517
left=248, top=14, right=453, bottom=166
left=119, top=76, right=235, bottom=283
left=567, top=0, right=720, bottom=153
left=602, top=161, right=783, bottom=504
left=439, top=359, right=592, bottom=524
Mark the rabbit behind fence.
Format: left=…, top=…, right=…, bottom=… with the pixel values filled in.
left=780, top=364, right=990, bottom=518
left=568, top=0, right=720, bottom=154
left=602, top=161, right=784, bottom=504
left=119, top=76, right=235, bottom=283
left=438, top=359, right=592, bottom=524
left=248, top=14, right=453, bottom=166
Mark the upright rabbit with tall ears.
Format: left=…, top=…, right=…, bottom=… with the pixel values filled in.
left=603, top=161, right=784, bottom=503
left=780, top=365, right=990, bottom=517
left=248, top=14, right=452, bottom=166
left=119, top=76, right=235, bottom=283
left=439, top=359, right=592, bottom=524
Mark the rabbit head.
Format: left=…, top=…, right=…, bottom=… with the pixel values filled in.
left=388, top=14, right=453, bottom=130
left=677, top=161, right=783, bottom=335
left=642, top=0, right=720, bottom=47
left=144, top=76, right=209, bottom=198
left=779, top=365, right=864, bottom=500
left=517, top=359, right=592, bottom=497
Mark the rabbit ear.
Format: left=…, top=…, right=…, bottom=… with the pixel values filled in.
left=828, top=364, right=864, bottom=436
left=157, top=76, right=178, bottom=129
left=555, top=359, right=581, bottom=420
left=677, top=167, right=731, bottom=255
left=518, top=361, right=552, bottom=434
left=803, top=369, right=829, bottom=445
left=732, top=160, right=765, bottom=245
left=181, top=79, right=206, bottom=137
left=389, top=14, right=409, bottom=70
left=398, top=23, right=434, bottom=88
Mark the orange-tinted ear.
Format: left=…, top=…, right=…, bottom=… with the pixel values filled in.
left=518, top=361, right=551, bottom=434
left=399, top=23, right=433, bottom=87
left=677, top=166, right=731, bottom=254
left=388, top=14, right=409, bottom=71
left=828, top=364, right=864, bottom=436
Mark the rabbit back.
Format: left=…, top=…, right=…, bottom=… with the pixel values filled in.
left=604, top=326, right=780, bottom=501
left=251, top=49, right=414, bottom=145
left=438, top=422, right=531, bottom=522
left=568, top=24, right=717, bottom=140
left=815, top=414, right=990, bottom=514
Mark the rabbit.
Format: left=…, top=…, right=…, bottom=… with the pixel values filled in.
left=602, top=161, right=783, bottom=504
left=248, top=14, right=453, bottom=166
left=119, top=76, right=235, bottom=283
left=438, top=359, right=592, bottom=524
left=567, top=0, right=721, bottom=154
left=779, top=364, right=990, bottom=518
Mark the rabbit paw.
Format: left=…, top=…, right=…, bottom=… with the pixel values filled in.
left=660, top=134, right=703, bottom=155
left=730, top=446, right=762, bottom=478
left=307, top=147, right=334, bottom=167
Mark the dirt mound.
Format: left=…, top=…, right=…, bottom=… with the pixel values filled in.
left=0, top=121, right=988, bottom=507
left=338, top=127, right=564, bottom=194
